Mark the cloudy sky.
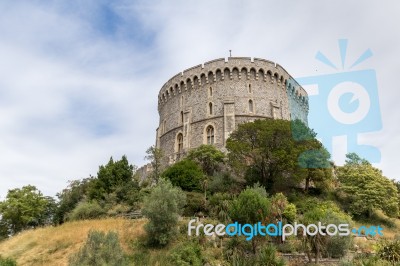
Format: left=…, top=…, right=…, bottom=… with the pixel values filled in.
left=1, top=0, right=399, bottom=199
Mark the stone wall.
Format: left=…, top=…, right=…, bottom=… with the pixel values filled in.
left=156, top=57, right=308, bottom=163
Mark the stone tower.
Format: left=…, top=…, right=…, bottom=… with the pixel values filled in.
left=156, top=57, right=308, bottom=164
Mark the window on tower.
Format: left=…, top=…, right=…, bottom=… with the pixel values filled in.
left=206, top=125, right=214, bottom=145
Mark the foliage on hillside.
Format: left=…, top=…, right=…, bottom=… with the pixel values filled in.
left=0, top=119, right=400, bottom=265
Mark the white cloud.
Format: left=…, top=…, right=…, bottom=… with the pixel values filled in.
left=0, top=0, right=399, bottom=198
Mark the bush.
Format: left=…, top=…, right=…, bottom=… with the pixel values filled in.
left=224, top=240, right=286, bottom=266
left=169, top=241, right=203, bottom=266
left=208, top=193, right=233, bottom=223
left=324, top=235, right=352, bottom=258
left=208, top=172, right=241, bottom=194
left=256, top=244, right=286, bottom=266
left=183, top=192, right=207, bottom=217
left=142, top=179, right=186, bottom=246
left=340, top=253, right=392, bottom=266
left=162, top=159, right=204, bottom=191
left=0, top=256, right=17, bottom=266
left=377, top=239, right=400, bottom=264
left=67, top=201, right=105, bottom=221
left=69, top=230, right=128, bottom=266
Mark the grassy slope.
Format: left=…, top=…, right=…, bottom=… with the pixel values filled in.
left=0, top=218, right=146, bottom=266
left=0, top=216, right=399, bottom=265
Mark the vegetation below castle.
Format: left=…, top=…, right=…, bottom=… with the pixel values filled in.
left=1, top=119, right=400, bottom=265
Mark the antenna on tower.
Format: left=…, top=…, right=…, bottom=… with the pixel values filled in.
left=229, top=50, right=232, bottom=57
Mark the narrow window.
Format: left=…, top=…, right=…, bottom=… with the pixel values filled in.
left=249, top=100, right=254, bottom=113
left=177, top=133, right=183, bottom=153
left=209, top=102, right=213, bottom=115
left=248, top=84, right=252, bottom=93
left=206, top=126, right=214, bottom=145
left=209, top=87, right=213, bottom=97
left=180, top=111, right=184, bottom=124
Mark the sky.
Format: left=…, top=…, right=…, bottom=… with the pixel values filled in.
left=0, top=0, right=399, bottom=199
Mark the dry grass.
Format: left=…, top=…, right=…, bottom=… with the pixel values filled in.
left=0, top=218, right=146, bottom=266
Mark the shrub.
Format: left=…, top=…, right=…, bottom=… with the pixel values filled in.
left=142, top=179, right=186, bottom=246
left=377, top=239, right=400, bottom=264
left=67, top=201, right=105, bottom=221
left=183, top=192, right=206, bottom=217
left=169, top=241, right=203, bottom=266
left=208, top=192, right=233, bottom=223
left=324, top=234, right=352, bottom=258
left=162, top=159, right=204, bottom=191
left=208, top=172, right=241, bottom=194
left=0, top=256, right=17, bottom=266
left=340, top=253, right=392, bottom=266
left=69, top=230, right=128, bottom=266
left=256, top=244, right=286, bottom=266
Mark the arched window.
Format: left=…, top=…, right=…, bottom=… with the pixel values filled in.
left=177, top=133, right=183, bottom=153
left=209, top=87, right=213, bottom=97
left=248, top=84, right=252, bottom=93
left=206, top=125, right=214, bottom=145
left=209, top=102, right=213, bottom=115
left=249, top=99, right=254, bottom=113
left=180, top=111, right=184, bottom=124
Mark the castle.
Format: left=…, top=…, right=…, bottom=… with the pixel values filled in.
left=156, top=57, right=308, bottom=164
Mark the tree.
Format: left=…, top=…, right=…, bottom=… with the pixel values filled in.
left=88, top=155, right=136, bottom=201
left=142, top=179, right=186, bottom=246
left=187, top=145, right=225, bottom=176
left=145, top=145, right=164, bottom=183
left=162, top=159, right=204, bottom=191
left=54, top=177, right=93, bottom=224
left=337, top=153, right=399, bottom=218
left=229, top=184, right=270, bottom=253
left=344, top=152, right=370, bottom=166
left=0, top=185, right=55, bottom=235
left=226, top=119, right=330, bottom=192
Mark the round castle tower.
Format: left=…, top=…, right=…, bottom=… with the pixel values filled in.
left=156, top=57, right=308, bottom=164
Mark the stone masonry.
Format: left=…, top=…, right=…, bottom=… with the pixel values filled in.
left=156, top=57, right=308, bottom=164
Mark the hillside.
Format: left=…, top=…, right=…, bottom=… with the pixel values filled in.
left=0, top=218, right=146, bottom=266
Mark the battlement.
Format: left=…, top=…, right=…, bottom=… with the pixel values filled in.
left=155, top=57, right=309, bottom=162
left=158, top=57, right=308, bottom=109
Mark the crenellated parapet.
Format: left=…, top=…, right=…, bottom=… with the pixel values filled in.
left=155, top=57, right=309, bottom=164
left=158, top=57, right=308, bottom=111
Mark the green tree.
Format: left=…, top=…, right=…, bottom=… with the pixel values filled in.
left=142, top=179, right=186, bottom=246
left=187, top=144, right=225, bottom=176
left=229, top=184, right=270, bottom=253
left=145, top=145, right=164, bottom=183
left=0, top=185, right=55, bottom=235
left=88, top=155, right=136, bottom=201
left=162, top=159, right=204, bottom=191
left=226, top=119, right=330, bottom=192
left=54, top=177, right=93, bottom=224
left=337, top=153, right=399, bottom=218
left=345, top=152, right=370, bottom=166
